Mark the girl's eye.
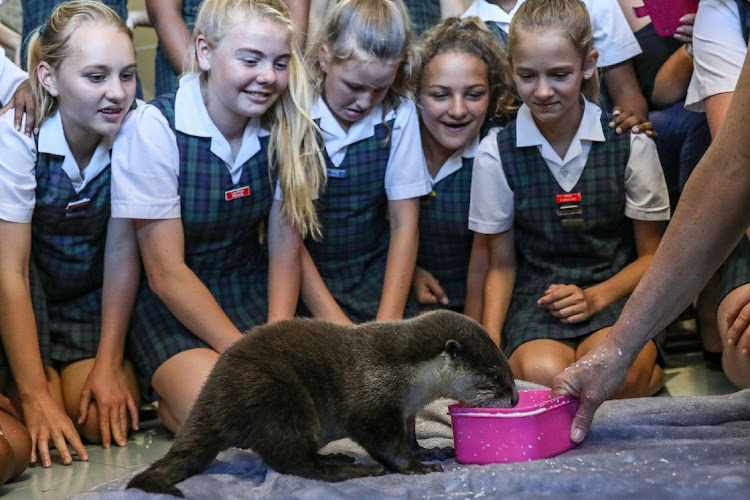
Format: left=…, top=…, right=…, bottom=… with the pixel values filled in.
left=554, top=72, right=571, bottom=80
left=466, top=92, right=485, bottom=100
left=120, top=72, right=135, bottom=81
left=274, top=61, right=289, bottom=71
left=242, top=59, right=258, bottom=67
left=428, top=93, right=448, bottom=100
left=87, top=74, right=106, bottom=83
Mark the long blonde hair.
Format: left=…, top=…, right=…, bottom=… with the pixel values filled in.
left=189, top=0, right=325, bottom=239
left=307, top=0, right=418, bottom=118
left=27, top=0, right=132, bottom=127
left=508, top=0, right=599, bottom=104
left=415, top=17, right=517, bottom=125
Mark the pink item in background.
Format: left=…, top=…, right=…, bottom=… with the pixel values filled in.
left=449, top=389, right=580, bottom=464
left=632, top=0, right=699, bottom=37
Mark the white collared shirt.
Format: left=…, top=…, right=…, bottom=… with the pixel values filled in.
left=0, top=50, right=27, bottom=105
left=312, top=96, right=431, bottom=200
left=112, top=73, right=271, bottom=219
left=429, top=135, right=479, bottom=186
left=462, top=0, right=641, bottom=67
left=0, top=110, right=114, bottom=223
left=468, top=98, right=670, bottom=235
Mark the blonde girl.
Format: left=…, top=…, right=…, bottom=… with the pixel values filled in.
left=301, top=0, right=431, bottom=324
left=467, top=0, right=668, bottom=397
left=111, top=0, right=324, bottom=431
left=0, top=1, right=140, bottom=468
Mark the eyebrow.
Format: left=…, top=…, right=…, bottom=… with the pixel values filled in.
left=81, top=63, right=137, bottom=72
left=235, top=48, right=290, bottom=59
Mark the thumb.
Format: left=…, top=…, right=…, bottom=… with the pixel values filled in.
left=569, top=396, right=598, bottom=444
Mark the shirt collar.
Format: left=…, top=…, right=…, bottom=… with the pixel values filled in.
left=174, top=73, right=269, bottom=177
left=312, top=95, right=394, bottom=144
left=515, top=96, right=604, bottom=163
left=37, top=111, right=113, bottom=193
left=463, top=0, right=522, bottom=24
left=431, top=134, right=479, bottom=185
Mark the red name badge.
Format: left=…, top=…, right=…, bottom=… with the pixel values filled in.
left=225, top=186, right=250, bottom=201
left=556, top=193, right=581, bottom=204
left=66, top=198, right=91, bottom=212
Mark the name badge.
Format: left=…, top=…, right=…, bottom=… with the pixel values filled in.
left=556, top=192, right=584, bottom=226
left=66, top=198, right=91, bottom=214
left=225, top=186, right=250, bottom=201
left=327, top=168, right=347, bottom=179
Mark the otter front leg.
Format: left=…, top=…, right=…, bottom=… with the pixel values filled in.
left=351, top=414, right=442, bottom=475
left=406, top=415, right=455, bottom=462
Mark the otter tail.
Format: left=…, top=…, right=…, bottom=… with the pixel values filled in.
left=127, top=437, right=221, bottom=497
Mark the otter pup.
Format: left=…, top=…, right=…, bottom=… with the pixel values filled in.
left=127, top=310, right=518, bottom=496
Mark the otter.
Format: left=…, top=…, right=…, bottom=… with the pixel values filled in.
left=127, top=310, right=518, bottom=496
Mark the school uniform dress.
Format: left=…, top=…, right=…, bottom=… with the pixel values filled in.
left=20, top=0, right=128, bottom=71
left=403, top=0, right=441, bottom=36
left=112, top=73, right=275, bottom=399
left=0, top=51, right=27, bottom=106
left=462, top=0, right=641, bottom=110
left=0, top=110, right=117, bottom=367
left=153, top=0, right=202, bottom=97
left=469, top=98, right=670, bottom=356
left=306, top=97, right=431, bottom=323
left=416, top=138, right=478, bottom=312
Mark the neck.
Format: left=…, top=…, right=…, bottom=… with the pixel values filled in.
left=489, top=0, right=518, bottom=13
left=202, top=82, right=250, bottom=158
left=420, top=126, right=456, bottom=179
left=60, top=116, right=101, bottom=171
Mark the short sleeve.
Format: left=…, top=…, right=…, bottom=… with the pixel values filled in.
left=0, top=51, right=27, bottom=105
left=111, top=104, right=181, bottom=219
left=585, top=0, right=642, bottom=67
left=0, top=112, right=36, bottom=223
left=384, top=99, right=432, bottom=200
left=624, top=133, right=671, bottom=221
left=468, top=128, right=514, bottom=234
left=686, top=0, right=747, bottom=111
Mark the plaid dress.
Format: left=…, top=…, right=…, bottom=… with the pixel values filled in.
left=416, top=156, right=473, bottom=312
left=497, top=115, right=634, bottom=356
left=0, top=147, right=112, bottom=367
left=305, top=120, right=418, bottom=323
left=20, top=0, right=128, bottom=71
left=127, top=93, right=274, bottom=400
left=153, top=0, right=202, bottom=97
left=718, top=236, right=750, bottom=304
left=403, top=0, right=440, bottom=37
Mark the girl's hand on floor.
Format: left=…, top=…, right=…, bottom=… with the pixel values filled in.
left=411, top=267, right=449, bottom=306
left=21, top=391, right=87, bottom=467
left=725, top=286, right=750, bottom=356
left=538, top=284, right=597, bottom=323
left=78, top=362, right=139, bottom=448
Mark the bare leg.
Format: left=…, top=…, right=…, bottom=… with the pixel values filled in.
left=509, top=339, right=576, bottom=388
left=151, top=348, right=219, bottom=433
left=59, top=359, right=140, bottom=444
left=0, top=410, right=31, bottom=483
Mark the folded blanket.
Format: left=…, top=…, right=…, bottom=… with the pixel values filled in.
left=76, top=385, right=750, bottom=499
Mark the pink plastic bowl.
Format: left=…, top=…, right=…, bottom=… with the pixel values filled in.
left=449, top=389, right=579, bottom=464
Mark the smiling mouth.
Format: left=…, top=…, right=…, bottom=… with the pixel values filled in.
left=442, top=121, right=470, bottom=130
left=100, top=107, right=123, bottom=114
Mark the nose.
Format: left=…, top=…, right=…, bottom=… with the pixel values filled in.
left=448, top=95, right=467, bottom=118
left=256, top=62, right=277, bottom=85
left=535, top=77, right=554, bottom=100
left=356, top=91, right=373, bottom=111
left=510, top=387, right=519, bottom=407
left=106, top=77, right=127, bottom=102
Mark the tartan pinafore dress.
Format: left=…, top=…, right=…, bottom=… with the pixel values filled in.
left=0, top=144, right=112, bottom=367
left=416, top=157, right=474, bottom=312
left=305, top=120, right=418, bottom=323
left=21, top=0, right=128, bottom=71
left=403, top=0, right=440, bottom=37
left=497, top=116, right=634, bottom=356
left=153, top=0, right=202, bottom=97
left=126, top=93, right=274, bottom=400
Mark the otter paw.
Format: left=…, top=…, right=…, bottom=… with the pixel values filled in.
left=320, top=453, right=356, bottom=464
left=413, top=445, right=455, bottom=462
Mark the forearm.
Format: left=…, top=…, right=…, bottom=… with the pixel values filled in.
left=284, top=0, right=309, bottom=43
left=464, top=233, right=489, bottom=322
left=439, top=0, right=467, bottom=18
left=603, top=61, right=649, bottom=118
left=267, top=202, right=301, bottom=323
left=585, top=254, right=655, bottom=314
left=146, top=0, right=191, bottom=74
left=0, top=24, right=20, bottom=53
left=481, top=266, right=515, bottom=346
left=300, top=246, right=350, bottom=323
left=650, top=47, right=693, bottom=108
left=377, top=221, right=418, bottom=321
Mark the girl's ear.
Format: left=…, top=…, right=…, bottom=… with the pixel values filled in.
left=37, top=61, right=58, bottom=97
left=196, top=34, right=212, bottom=72
left=583, top=49, right=598, bottom=80
left=318, top=45, right=330, bottom=73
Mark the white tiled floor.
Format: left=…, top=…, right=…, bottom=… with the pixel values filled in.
left=0, top=352, right=738, bottom=500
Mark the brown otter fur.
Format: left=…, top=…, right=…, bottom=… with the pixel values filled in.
left=127, top=310, right=518, bottom=496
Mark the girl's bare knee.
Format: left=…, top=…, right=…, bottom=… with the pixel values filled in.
left=721, top=351, right=750, bottom=390
left=0, top=412, right=32, bottom=481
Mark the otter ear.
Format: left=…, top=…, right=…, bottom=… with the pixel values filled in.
left=444, top=340, right=463, bottom=359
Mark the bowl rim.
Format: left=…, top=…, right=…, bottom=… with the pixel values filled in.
left=448, top=389, right=578, bottom=418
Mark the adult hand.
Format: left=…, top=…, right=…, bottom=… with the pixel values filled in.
left=609, top=107, right=657, bottom=138
left=550, top=336, right=630, bottom=443
left=537, top=284, right=597, bottom=323
left=725, top=286, right=750, bottom=355
left=78, top=362, right=139, bottom=448
left=674, top=13, right=695, bottom=44
left=0, top=80, right=36, bottom=136
left=411, top=267, right=449, bottom=306
left=20, top=391, right=88, bottom=467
